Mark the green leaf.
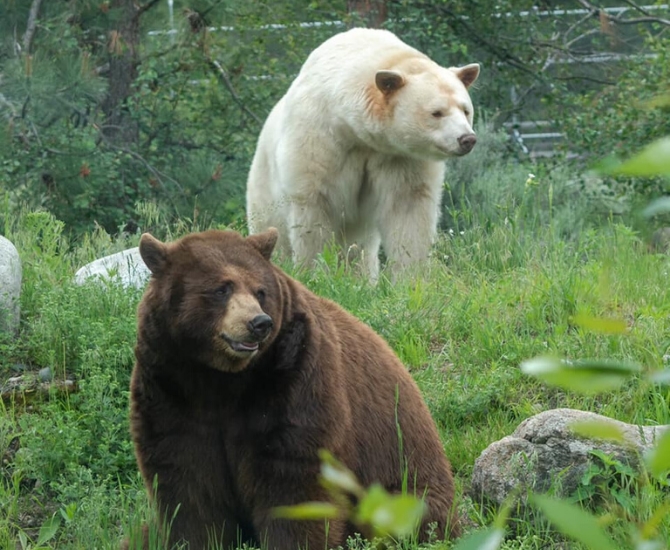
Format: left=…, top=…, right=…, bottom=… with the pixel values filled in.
left=35, top=514, right=61, bottom=546
left=532, top=494, right=618, bottom=550
left=318, top=449, right=363, bottom=497
left=356, top=484, right=425, bottom=538
left=601, top=137, right=670, bottom=177
left=451, top=526, right=505, bottom=550
left=645, top=429, right=670, bottom=477
left=570, top=419, right=625, bottom=443
left=571, top=313, right=627, bottom=334
left=272, top=501, right=340, bottom=521
left=642, top=197, right=670, bottom=218
left=639, top=501, right=670, bottom=541
left=520, top=357, right=640, bottom=394
left=647, top=94, right=670, bottom=109
left=632, top=540, right=665, bottom=550
left=648, top=369, right=670, bottom=385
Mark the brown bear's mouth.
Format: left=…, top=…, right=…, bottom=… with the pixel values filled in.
left=222, top=335, right=260, bottom=353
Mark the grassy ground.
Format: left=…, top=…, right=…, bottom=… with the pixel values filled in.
left=1, top=145, right=669, bottom=549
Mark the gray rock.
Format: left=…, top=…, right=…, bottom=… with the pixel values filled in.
left=38, top=367, right=53, bottom=382
left=471, top=408, right=668, bottom=507
left=649, top=227, right=670, bottom=253
left=0, top=235, right=22, bottom=335
left=74, top=247, right=150, bottom=289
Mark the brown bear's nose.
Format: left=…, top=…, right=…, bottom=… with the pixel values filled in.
left=458, top=133, right=477, bottom=154
left=248, top=314, right=273, bottom=339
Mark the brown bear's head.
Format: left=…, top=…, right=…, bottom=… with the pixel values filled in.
left=138, top=228, right=282, bottom=373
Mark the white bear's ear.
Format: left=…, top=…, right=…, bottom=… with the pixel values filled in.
left=375, top=70, right=405, bottom=94
left=453, top=63, right=480, bottom=88
left=247, top=228, right=278, bottom=261
left=139, top=233, right=168, bottom=275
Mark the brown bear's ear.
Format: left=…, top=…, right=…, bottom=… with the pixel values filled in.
left=247, top=228, right=278, bottom=261
left=452, top=63, right=480, bottom=88
left=139, top=233, right=169, bottom=275
left=375, top=70, right=405, bottom=95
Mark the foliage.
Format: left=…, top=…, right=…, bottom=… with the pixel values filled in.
left=274, top=450, right=427, bottom=542
left=1, top=1, right=668, bottom=237
left=496, top=108, right=670, bottom=550
left=556, top=34, right=670, bottom=188
left=0, top=0, right=346, bottom=236
left=5, top=149, right=669, bottom=548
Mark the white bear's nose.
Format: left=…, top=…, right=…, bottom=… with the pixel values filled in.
left=458, top=133, right=477, bottom=154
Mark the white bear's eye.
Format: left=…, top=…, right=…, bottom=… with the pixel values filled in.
left=463, top=108, right=471, bottom=117
left=431, top=110, right=445, bottom=118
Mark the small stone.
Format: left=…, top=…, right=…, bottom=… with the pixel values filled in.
left=0, top=235, right=22, bottom=335
left=74, top=246, right=150, bottom=289
left=38, top=367, right=53, bottom=382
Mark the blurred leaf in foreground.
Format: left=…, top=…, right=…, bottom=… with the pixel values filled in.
left=648, top=369, right=670, bottom=385
left=647, top=94, right=670, bottom=109
left=642, top=197, right=670, bottom=219
left=596, top=137, right=670, bottom=177
left=570, top=419, right=625, bottom=443
left=356, top=483, right=425, bottom=538
left=451, top=526, right=505, bottom=550
left=318, top=449, right=363, bottom=498
left=645, top=429, right=670, bottom=478
left=571, top=313, right=627, bottom=335
left=521, top=357, right=640, bottom=394
left=532, top=494, right=618, bottom=550
left=273, top=502, right=340, bottom=521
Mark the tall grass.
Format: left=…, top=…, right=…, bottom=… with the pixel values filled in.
left=0, top=139, right=668, bottom=548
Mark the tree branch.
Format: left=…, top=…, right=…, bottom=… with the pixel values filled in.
left=138, top=0, right=162, bottom=17
left=22, top=0, right=43, bottom=54
left=574, top=0, right=670, bottom=26
left=422, top=2, right=541, bottom=79
left=206, top=58, right=263, bottom=126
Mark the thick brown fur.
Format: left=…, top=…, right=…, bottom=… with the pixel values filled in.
left=124, top=228, right=460, bottom=550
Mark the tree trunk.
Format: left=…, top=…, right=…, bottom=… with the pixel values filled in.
left=101, top=0, right=141, bottom=146
left=347, top=0, right=387, bottom=28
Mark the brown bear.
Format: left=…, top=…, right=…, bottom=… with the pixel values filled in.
left=125, top=228, right=459, bottom=550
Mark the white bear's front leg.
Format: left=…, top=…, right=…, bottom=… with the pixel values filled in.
left=374, top=161, right=444, bottom=278
left=379, top=204, right=437, bottom=276
left=356, top=232, right=382, bottom=282
left=287, top=199, right=334, bottom=268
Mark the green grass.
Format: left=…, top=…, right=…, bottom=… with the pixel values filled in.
left=1, top=151, right=669, bottom=549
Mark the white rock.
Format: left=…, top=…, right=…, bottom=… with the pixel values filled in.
left=471, top=408, right=668, bottom=506
left=74, top=247, right=150, bottom=289
left=0, top=235, right=22, bottom=335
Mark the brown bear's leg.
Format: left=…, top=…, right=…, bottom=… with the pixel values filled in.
left=254, top=512, right=347, bottom=550
left=160, top=502, right=244, bottom=550
left=418, top=492, right=461, bottom=542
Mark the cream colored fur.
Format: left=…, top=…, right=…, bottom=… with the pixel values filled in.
left=246, top=27, right=480, bottom=280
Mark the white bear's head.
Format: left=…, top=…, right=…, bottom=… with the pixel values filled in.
left=369, top=60, right=480, bottom=161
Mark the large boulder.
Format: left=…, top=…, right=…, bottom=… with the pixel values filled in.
left=74, top=247, right=150, bottom=289
left=471, top=408, right=668, bottom=507
left=0, top=235, right=22, bottom=335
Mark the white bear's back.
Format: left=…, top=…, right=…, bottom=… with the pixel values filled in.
left=286, top=28, right=429, bottom=106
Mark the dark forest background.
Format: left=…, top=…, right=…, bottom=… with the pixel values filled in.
left=1, top=0, right=669, bottom=237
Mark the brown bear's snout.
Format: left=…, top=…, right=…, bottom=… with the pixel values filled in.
left=457, top=133, right=477, bottom=155
left=248, top=314, right=273, bottom=340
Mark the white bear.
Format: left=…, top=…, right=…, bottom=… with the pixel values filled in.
left=246, top=27, right=480, bottom=280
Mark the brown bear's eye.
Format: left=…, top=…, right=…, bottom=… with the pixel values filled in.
left=431, top=110, right=444, bottom=118
left=256, top=289, right=266, bottom=304
left=214, top=283, right=232, bottom=297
